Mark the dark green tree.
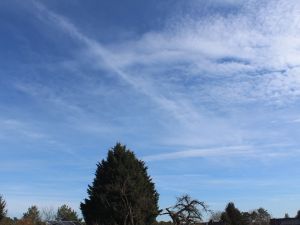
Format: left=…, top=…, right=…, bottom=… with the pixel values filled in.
left=221, top=202, right=244, bottom=225
left=0, top=217, right=15, bottom=225
left=296, top=210, right=300, bottom=219
left=56, top=204, right=81, bottom=222
left=80, top=143, right=160, bottom=225
left=0, top=195, right=7, bottom=222
left=22, top=205, right=43, bottom=225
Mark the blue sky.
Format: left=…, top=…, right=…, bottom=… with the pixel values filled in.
left=1, top=0, right=300, bottom=220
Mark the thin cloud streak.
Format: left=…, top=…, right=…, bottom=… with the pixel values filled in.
left=143, top=145, right=253, bottom=161
left=30, top=1, right=208, bottom=127
left=26, top=0, right=300, bottom=153
left=0, top=118, right=48, bottom=140
left=143, top=143, right=300, bottom=161
left=25, top=1, right=250, bottom=151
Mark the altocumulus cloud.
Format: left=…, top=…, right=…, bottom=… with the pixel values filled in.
left=26, top=0, right=300, bottom=150
left=108, top=0, right=300, bottom=105
left=2, top=0, right=300, bottom=218
left=31, top=0, right=300, bottom=108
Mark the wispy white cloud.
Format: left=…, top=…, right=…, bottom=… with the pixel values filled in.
left=106, top=0, right=300, bottom=105
left=290, top=118, right=300, bottom=123
left=22, top=0, right=300, bottom=153
left=0, top=116, right=91, bottom=158
left=29, top=1, right=213, bottom=127
left=3, top=0, right=300, bottom=218
left=18, top=1, right=249, bottom=152
left=13, top=80, right=120, bottom=137
left=154, top=175, right=289, bottom=190
left=143, top=143, right=300, bottom=161
left=143, top=145, right=252, bottom=161
left=0, top=118, right=48, bottom=140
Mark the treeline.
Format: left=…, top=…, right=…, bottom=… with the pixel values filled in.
left=156, top=202, right=300, bottom=225
left=213, top=203, right=271, bottom=225
left=1, top=143, right=300, bottom=225
left=0, top=198, right=83, bottom=225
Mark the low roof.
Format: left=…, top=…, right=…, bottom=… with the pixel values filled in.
left=46, top=221, right=82, bottom=225
left=270, top=218, right=300, bottom=225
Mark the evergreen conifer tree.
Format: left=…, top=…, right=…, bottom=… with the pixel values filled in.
left=221, top=202, right=244, bottom=225
left=296, top=210, right=300, bottom=219
left=81, top=143, right=159, bottom=225
left=22, top=206, right=43, bottom=225
left=56, top=204, right=81, bottom=222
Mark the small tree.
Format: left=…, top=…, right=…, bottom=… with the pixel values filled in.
left=22, top=206, right=43, bottom=225
left=161, top=195, right=209, bottom=225
left=0, top=196, right=7, bottom=222
left=243, top=208, right=270, bottom=225
left=296, top=210, right=300, bottom=219
left=210, top=211, right=222, bottom=222
left=221, top=202, right=244, bottom=225
left=41, top=207, right=56, bottom=222
left=56, top=205, right=81, bottom=222
left=253, top=208, right=270, bottom=225
left=0, top=217, right=15, bottom=225
left=81, top=143, right=160, bottom=225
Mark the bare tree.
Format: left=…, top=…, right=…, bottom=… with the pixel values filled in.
left=161, top=195, right=210, bottom=225
left=41, top=207, right=56, bottom=222
left=210, top=211, right=223, bottom=222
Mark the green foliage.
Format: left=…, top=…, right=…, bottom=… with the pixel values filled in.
left=221, top=202, right=244, bottom=225
left=0, top=217, right=15, bottom=225
left=56, top=204, right=81, bottom=222
left=0, top=195, right=7, bottom=222
left=22, top=206, right=43, bottom=225
left=296, top=210, right=300, bottom=219
left=221, top=203, right=270, bottom=225
left=81, top=143, right=160, bottom=225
